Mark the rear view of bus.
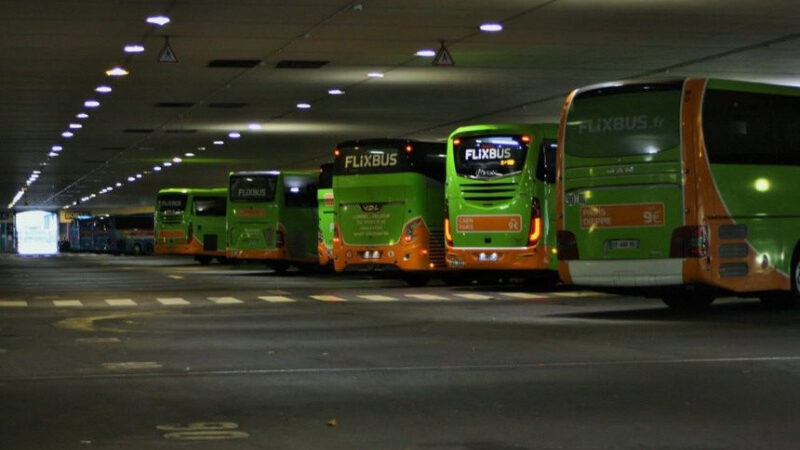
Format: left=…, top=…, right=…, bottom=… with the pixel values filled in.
left=154, top=188, right=228, bottom=264
left=317, top=163, right=335, bottom=266
left=227, top=171, right=318, bottom=272
left=445, top=124, right=559, bottom=277
left=332, top=139, right=446, bottom=284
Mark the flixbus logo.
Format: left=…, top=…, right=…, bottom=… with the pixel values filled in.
left=344, top=153, right=398, bottom=168
left=577, top=115, right=665, bottom=134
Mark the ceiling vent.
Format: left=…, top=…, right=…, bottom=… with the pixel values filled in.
left=123, top=129, right=154, bottom=133
left=164, top=129, right=198, bottom=134
left=156, top=102, right=194, bottom=108
left=207, top=59, right=261, bottom=68
left=207, top=102, right=247, bottom=109
left=275, top=60, right=329, bottom=69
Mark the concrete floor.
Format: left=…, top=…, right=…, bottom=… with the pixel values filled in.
left=1, top=253, right=799, bottom=449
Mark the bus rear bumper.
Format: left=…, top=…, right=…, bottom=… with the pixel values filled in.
left=565, top=259, right=685, bottom=287
left=446, top=246, right=551, bottom=270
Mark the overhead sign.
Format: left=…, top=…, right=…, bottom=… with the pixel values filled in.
left=433, top=42, right=454, bottom=67
left=158, top=37, right=178, bottom=63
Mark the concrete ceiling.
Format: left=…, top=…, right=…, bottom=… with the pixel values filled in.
left=3, top=0, right=800, bottom=212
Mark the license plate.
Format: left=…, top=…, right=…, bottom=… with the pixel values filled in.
left=608, top=239, right=639, bottom=249
left=477, top=252, right=499, bottom=262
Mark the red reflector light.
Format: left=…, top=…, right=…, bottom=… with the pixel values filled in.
left=405, top=144, right=413, bottom=153
left=333, top=148, right=340, bottom=157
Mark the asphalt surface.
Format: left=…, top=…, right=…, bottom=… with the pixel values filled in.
left=2, top=253, right=800, bottom=449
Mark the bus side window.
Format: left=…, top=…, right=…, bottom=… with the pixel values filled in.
left=536, top=139, right=558, bottom=183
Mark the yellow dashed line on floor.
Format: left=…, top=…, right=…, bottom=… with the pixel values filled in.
left=0, top=300, right=28, bottom=308
left=53, top=300, right=83, bottom=307
left=358, top=295, right=398, bottom=302
left=310, top=295, right=346, bottom=302
left=258, top=296, right=296, bottom=303
left=453, top=293, right=495, bottom=300
left=405, top=294, right=449, bottom=300
left=500, top=292, right=549, bottom=299
left=157, top=297, right=190, bottom=306
left=208, top=297, right=243, bottom=304
left=105, top=299, right=137, bottom=306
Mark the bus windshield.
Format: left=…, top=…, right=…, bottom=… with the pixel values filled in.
left=193, top=197, right=227, bottom=216
left=565, top=82, right=682, bottom=158
left=157, top=193, right=187, bottom=213
left=229, top=174, right=278, bottom=203
left=453, top=135, right=528, bottom=179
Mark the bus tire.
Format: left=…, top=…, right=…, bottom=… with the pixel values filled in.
left=271, top=261, right=290, bottom=273
left=195, top=255, right=212, bottom=265
left=132, top=243, right=142, bottom=256
left=403, top=273, right=430, bottom=287
left=662, top=290, right=715, bottom=310
left=760, top=245, right=800, bottom=308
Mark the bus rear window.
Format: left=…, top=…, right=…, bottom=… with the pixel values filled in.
left=193, top=197, right=227, bottom=216
left=565, top=83, right=682, bottom=158
left=453, top=135, right=528, bottom=179
left=157, top=194, right=187, bottom=213
left=230, top=175, right=277, bottom=203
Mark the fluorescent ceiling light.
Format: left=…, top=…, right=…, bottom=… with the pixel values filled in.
left=51, top=145, right=62, bottom=152
left=48, top=152, right=59, bottom=157
left=415, top=49, right=436, bottom=57
left=135, top=173, right=143, bottom=179
left=367, top=72, right=384, bottom=78
left=172, top=157, right=182, bottom=163
left=115, top=182, right=122, bottom=187
left=328, top=88, right=344, bottom=95
left=146, top=15, right=171, bottom=26
left=213, top=140, right=224, bottom=146
left=247, top=123, right=262, bottom=130
left=127, top=176, right=136, bottom=182
left=61, top=131, right=74, bottom=138
left=297, top=102, right=311, bottom=109
left=95, top=85, right=112, bottom=94
left=163, top=162, right=173, bottom=167
left=84, top=100, right=100, bottom=108
left=184, top=152, right=195, bottom=157
left=479, top=23, right=503, bottom=32
left=153, top=166, right=162, bottom=171
left=76, top=113, right=89, bottom=119
left=69, top=123, right=82, bottom=129
left=228, top=132, right=241, bottom=139
left=105, top=67, right=129, bottom=77
left=124, top=44, right=145, bottom=53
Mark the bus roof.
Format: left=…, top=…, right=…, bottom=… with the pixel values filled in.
left=573, top=77, right=800, bottom=100
left=156, top=187, right=227, bottom=196
left=448, top=123, right=557, bottom=139
left=228, top=170, right=317, bottom=177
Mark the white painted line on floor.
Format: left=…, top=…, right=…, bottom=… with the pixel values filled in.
left=310, top=295, right=346, bottom=302
left=0, top=301, right=28, bottom=308
left=105, top=299, right=137, bottom=307
left=157, top=297, right=190, bottom=306
left=258, top=296, right=296, bottom=303
left=500, top=292, right=549, bottom=299
left=405, top=294, right=449, bottom=300
left=208, top=297, right=243, bottom=304
left=168, top=275, right=184, bottom=280
left=453, top=293, right=494, bottom=300
left=358, top=295, right=398, bottom=302
left=53, top=300, right=83, bottom=307
left=552, top=291, right=609, bottom=298
left=102, top=361, right=162, bottom=371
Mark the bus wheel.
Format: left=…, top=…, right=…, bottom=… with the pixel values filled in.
left=403, top=273, right=430, bottom=287
left=760, top=248, right=800, bottom=308
left=271, top=261, right=290, bottom=273
left=195, top=255, right=212, bottom=265
left=132, top=243, right=142, bottom=256
left=216, top=256, right=229, bottom=265
left=662, top=291, right=715, bottom=310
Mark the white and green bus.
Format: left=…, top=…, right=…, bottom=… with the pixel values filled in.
left=557, top=78, right=800, bottom=308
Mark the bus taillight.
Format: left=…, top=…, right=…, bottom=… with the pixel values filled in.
left=402, top=217, right=424, bottom=243
left=332, top=222, right=341, bottom=245
left=670, top=225, right=708, bottom=258
left=527, top=197, right=542, bottom=246
left=557, top=230, right=579, bottom=260
left=444, top=200, right=453, bottom=246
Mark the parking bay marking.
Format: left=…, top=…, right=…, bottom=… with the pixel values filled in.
left=157, top=298, right=190, bottom=306
left=258, top=296, right=296, bottom=303
left=310, top=295, right=346, bottom=302
left=208, top=297, right=243, bottom=304
left=0, top=301, right=28, bottom=308
left=53, top=300, right=83, bottom=307
left=405, top=294, right=449, bottom=300
left=358, top=295, right=398, bottom=302
left=106, top=299, right=137, bottom=306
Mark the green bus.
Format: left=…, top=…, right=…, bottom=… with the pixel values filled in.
left=445, top=124, right=559, bottom=278
left=226, top=170, right=319, bottom=272
left=317, top=163, right=335, bottom=266
left=332, top=138, right=447, bottom=285
left=557, top=78, right=800, bottom=308
left=154, top=187, right=228, bottom=264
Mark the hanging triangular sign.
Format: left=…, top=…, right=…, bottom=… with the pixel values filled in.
left=158, top=39, right=178, bottom=63
left=433, top=43, right=454, bottom=67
